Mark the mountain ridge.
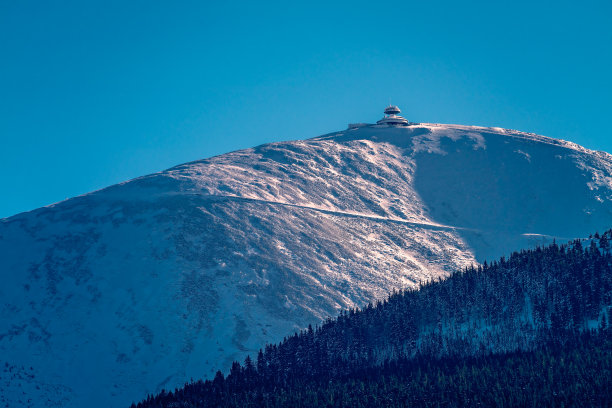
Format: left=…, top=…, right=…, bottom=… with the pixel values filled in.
left=2, top=122, right=612, bottom=407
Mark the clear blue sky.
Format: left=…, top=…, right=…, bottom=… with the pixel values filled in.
left=1, top=0, right=611, bottom=218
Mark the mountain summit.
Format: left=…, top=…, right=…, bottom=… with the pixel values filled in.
left=2, top=115, right=612, bottom=407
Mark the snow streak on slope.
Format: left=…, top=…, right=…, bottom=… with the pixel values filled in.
left=1, top=124, right=612, bottom=407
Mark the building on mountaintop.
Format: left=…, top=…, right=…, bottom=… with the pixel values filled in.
left=348, top=105, right=412, bottom=129
left=376, top=105, right=409, bottom=127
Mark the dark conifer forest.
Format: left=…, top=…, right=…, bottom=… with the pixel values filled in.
left=132, top=232, right=612, bottom=407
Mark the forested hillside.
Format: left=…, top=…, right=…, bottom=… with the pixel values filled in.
left=133, top=332, right=612, bottom=408
left=132, top=231, right=612, bottom=407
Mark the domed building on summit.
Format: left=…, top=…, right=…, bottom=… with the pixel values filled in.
left=376, top=105, right=409, bottom=126
left=348, top=105, right=412, bottom=129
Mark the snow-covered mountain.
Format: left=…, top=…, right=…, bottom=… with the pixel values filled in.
left=2, top=122, right=612, bottom=407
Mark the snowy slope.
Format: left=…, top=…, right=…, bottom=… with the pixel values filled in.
left=2, top=123, right=612, bottom=407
